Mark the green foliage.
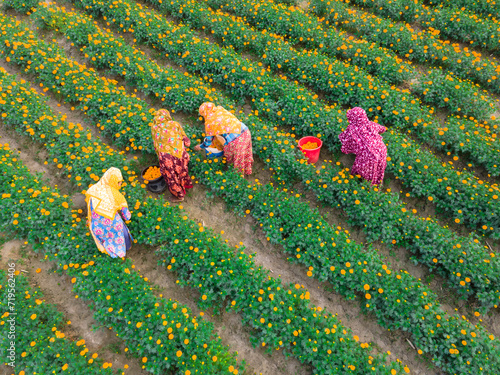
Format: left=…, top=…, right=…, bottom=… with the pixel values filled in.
left=412, top=69, right=497, bottom=120
left=189, top=156, right=500, bottom=375
left=0, top=270, right=116, bottom=374
left=3, top=3, right=499, bottom=305
left=1, top=0, right=38, bottom=12
left=338, top=0, right=500, bottom=54
left=424, top=0, right=500, bottom=21
left=309, top=0, right=500, bottom=94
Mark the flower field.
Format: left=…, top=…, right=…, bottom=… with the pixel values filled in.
left=0, top=0, right=499, bottom=374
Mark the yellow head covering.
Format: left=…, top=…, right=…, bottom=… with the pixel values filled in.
left=199, top=102, right=241, bottom=136
left=85, top=167, right=127, bottom=220
left=151, top=109, right=187, bottom=159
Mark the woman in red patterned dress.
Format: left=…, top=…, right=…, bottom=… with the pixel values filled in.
left=151, top=109, right=193, bottom=202
left=194, top=102, right=253, bottom=175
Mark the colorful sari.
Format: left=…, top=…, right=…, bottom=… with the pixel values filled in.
left=339, top=107, right=387, bottom=186
left=199, top=102, right=253, bottom=175
left=151, top=109, right=193, bottom=199
left=85, top=167, right=133, bottom=258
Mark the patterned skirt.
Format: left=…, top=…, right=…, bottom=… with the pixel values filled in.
left=89, top=201, right=133, bottom=258
left=352, top=146, right=387, bottom=186
left=158, top=150, right=193, bottom=199
left=224, top=129, right=253, bottom=175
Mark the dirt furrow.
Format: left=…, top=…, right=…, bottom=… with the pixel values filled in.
left=1, top=8, right=497, bottom=374
left=0, top=238, right=149, bottom=375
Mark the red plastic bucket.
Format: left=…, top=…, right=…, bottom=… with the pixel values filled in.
left=298, top=136, right=322, bottom=164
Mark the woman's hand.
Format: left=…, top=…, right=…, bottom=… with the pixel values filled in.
left=194, top=145, right=201, bottom=151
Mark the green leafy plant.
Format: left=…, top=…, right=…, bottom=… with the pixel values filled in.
left=3, top=6, right=499, bottom=308
left=309, top=0, right=500, bottom=94
left=0, top=270, right=116, bottom=374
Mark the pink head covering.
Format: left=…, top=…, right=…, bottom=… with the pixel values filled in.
left=346, top=107, right=370, bottom=127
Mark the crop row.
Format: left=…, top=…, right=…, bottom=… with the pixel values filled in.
left=7, top=6, right=500, bottom=307
left=1, top=56, right=497, bottom=375
left=410, top=68, right=498, bottom=122
left=424, top=0, right=500, bottom=21
left=308, top=0, right=500, bottom=94
left=331, top=0, right=500, bottom=54
left=54, top=0, right=500, bottom=235
left=0, top=268, right=116, bottom=374
left=0, top=62, right=409, bottom=374
left=0, top=70, right=242, bottom=375
left=147, top=0, right=499, bottom=162
left=2, top=15, right=500, bottom=374
left=188, top=156, right=500, bottom=375
left=203, top=0, right=499, bottom=126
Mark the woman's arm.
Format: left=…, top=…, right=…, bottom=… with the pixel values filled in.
left=183, top=136, right=191, bottom=147
left=199, top=136, right=214, bottom=149
left=120, top=206, right=132, bottom=221
left=372, top=121, right=387, bottom=134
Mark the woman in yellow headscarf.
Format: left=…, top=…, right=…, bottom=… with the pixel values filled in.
left=194, top=102, right=253, bottom=175
left=151, top=109, right=193, bottom=202
left=85, top=167, right=133, bottom=259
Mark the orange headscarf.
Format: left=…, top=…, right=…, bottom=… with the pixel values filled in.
left=151, top=109, right=187, bottom=159
left=85, top=167, right=128, bottom=221
left=199, top=102, right=241, bottom=136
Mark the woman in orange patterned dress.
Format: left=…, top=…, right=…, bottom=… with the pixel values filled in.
left=194, top=102, right=253, bottom=175
left=151, top=109, right=193, bottom=202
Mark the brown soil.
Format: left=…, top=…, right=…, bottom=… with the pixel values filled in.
left=1, top=5, right=498, bottom=375
left=0, top=239, right=149, bottom=375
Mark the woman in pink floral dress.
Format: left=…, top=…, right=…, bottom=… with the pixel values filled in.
left=85, top=167, right=133, bottom=259
left=338, top=107, right=387, bottom=186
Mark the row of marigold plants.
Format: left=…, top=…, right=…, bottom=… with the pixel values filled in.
left=2, top=7, right=499, bottom=309
left=0, top=269, right=116, bottom=374
left=0, top=78, right=243, bottom=374
left=331, top=0, right=500, bottom=55
left=308, top=0, right=500, bottom=93
left=30, top=0, right=500, bottom=238
left=424, top=0, right=500, bottom=21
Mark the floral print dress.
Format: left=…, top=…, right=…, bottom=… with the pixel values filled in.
left=151, top=109, right=193, bottom=199
left=89, top=200, right=133, bottom=258
left=339, top=107, right=387, bottom=186
left=199, top=123, right=253, bottom=175
left=158, top=139, right=193, bottom=199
